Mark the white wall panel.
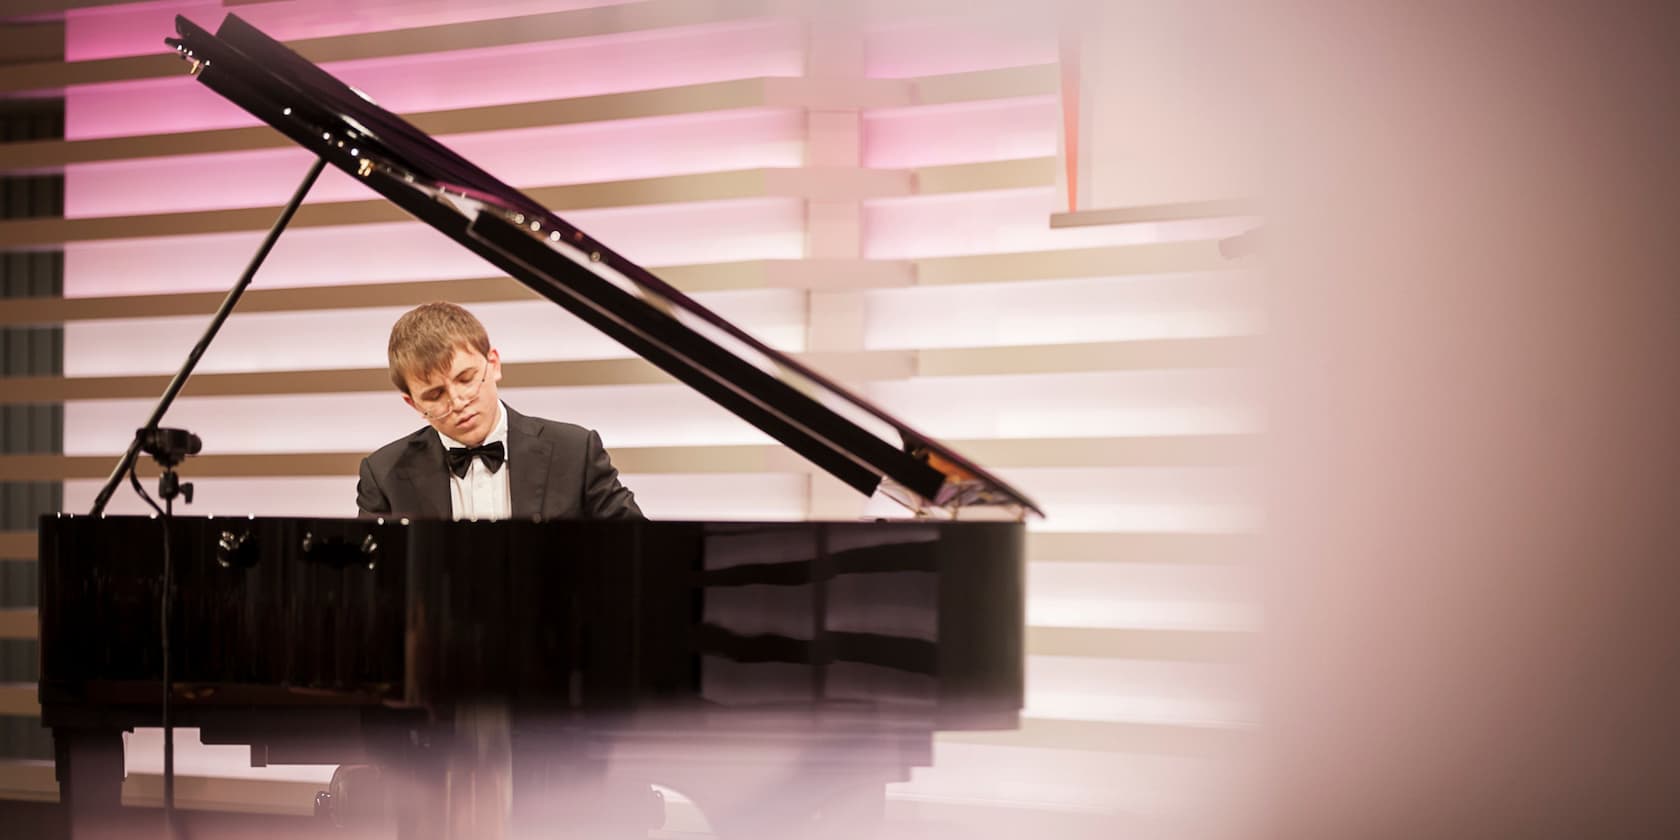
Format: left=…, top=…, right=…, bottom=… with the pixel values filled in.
left=1027, top=561, right=1259, bottom=631
left=863, top=98, right=1057, bottom=168
left=1025, top=656, right=1255, bottom=726
left=67, top=394, right=419, bottom=456
left=864, top=271, right=1260, bottom=349
left=62, top=289, right=806, bottom=376
left=62, top=198, right=805, bottom=297
left=986, top=467, right=1256, bottom=534
left=63, top=476, right=359, bottom=517
left=66, top=19, right=805, bottom=139
left=866, top=16, right=1055, bottom=78
left=863, top=188, right=1251, bottom=260
left=897, top=742, right=1246, bottom=816
left=65, top=0, right=626, bottom=61
left=865, top=369, right=1261, bottom=439
left=65, top=386, right=769, bottom=456
left=66, top=109, right=806, bottom=217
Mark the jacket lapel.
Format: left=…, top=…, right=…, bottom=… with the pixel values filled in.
left=507, top=405, right=552, bottom=520
left=393, top=429, right=452, bottom=519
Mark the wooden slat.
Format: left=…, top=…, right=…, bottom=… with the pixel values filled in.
left=915, top=337, right=1258, bottom=377
left=2, top=243, right=1242, bottom=327
left=0, top=608, right=36, bottom=641
left=0, top=759, right=54, bottom=803
left=940, top=716, right=1253, bottom=758
left=0, top=259, right=918, bottom=327
left=0, top=165, right=924, bottom=248
left=7, top=359, right=660, bottom=403
left=0, top=530, right=35, bottom=561
left=1, top=453, right=363, bottom=482
left=0, top=22, right=62, bottom=64
left=0, top=683, right=39, bottom=717
left=1025, top=531, right=1253, bottom=565
left=0, top=337, right=1254, bottom=403
left=0, top=0, right=129, bottom=21
left=0, top=78, right=778, bottom=171
left=0, top=239, right=1242, bottom=330
left=1050, top=200, right=1259, bottom=228
left=913, top=156, right=1055, bottom=195
left=122, top=773, right=320, bottom=816
left=0, top=276, right=543, bottom=328
left=914, top=241, right=1239, bottom=285
left=952, top=435, right=1258, bottom=469
left=1027, top=626, right=1253, bottom=662
left=0, top=350, right=915, bottom=402
left=0, top=0, right=797, bottom=95
left=913, top=64, right=1058, bottom=105
left=0, top=434, right=1257, bottom=482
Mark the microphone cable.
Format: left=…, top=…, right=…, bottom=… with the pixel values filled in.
left=127, top=464, right=183, bottom=840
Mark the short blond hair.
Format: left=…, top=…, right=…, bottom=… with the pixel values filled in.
left=387, top=302, right=491, bottom=394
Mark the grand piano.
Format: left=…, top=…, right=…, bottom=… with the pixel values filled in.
left=36, top=14, right=1041, bottom=840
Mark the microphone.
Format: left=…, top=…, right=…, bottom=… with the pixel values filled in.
left=136, top=427, right=203, bottom=469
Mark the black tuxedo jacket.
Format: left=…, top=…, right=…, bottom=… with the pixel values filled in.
left=355, top=405, right=642, bottom=520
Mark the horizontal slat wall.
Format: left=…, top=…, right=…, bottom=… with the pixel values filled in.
left=0, top=68, right=1055, bottom=172
left=6, top=436, right=1260, bottom=479
left=0, top=338, right=1258, bottom=400
left=0, top=1, right=1259, bottom=835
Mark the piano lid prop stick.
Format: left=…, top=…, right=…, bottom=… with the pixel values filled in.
left=87, top=156, right=328, bottom=516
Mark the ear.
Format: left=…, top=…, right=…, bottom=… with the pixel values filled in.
left=401, top=392, right=417, bottom=411
left=487, top=348, right=503, bottom=383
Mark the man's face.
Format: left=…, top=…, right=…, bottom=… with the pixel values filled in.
left=402, top=346, right=503, bottom=446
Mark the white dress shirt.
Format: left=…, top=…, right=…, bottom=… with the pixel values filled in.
left=437, top=400, right=512, bottom=521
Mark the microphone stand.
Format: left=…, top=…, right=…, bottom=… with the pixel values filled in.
left=129, top=430, right=196, bottom=837
left=80, top=156, right=325, bottom=835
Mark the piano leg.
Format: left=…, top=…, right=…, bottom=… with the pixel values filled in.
left=53, top=728, right=126, bottom=838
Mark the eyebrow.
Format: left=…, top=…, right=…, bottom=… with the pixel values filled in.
left=418, top=365, right=479, bottom=399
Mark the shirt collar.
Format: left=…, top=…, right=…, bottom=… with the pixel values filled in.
left=436, top=400, right=509, bottom=454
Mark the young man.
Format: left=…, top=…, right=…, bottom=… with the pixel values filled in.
left=356, top=301, right=642, bottom=520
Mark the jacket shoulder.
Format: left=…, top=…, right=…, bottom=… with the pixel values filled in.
left=508, top=407, right=594, bottom=447
left=364, top=426, right=433, bottom=470
left=532, top=418, right=594, bottom=443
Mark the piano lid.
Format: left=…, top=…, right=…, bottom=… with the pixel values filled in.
left=166, top=14, right=1043, bottom=520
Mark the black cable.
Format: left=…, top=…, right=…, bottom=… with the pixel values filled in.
left=128, top=463, right=163, bottom=517
left=161, top=491, right=175, bottom=838
left=129, top=461, right=178, bottom=837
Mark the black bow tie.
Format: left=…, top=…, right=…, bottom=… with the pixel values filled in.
left=446, top=441, right=505, bottom=478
